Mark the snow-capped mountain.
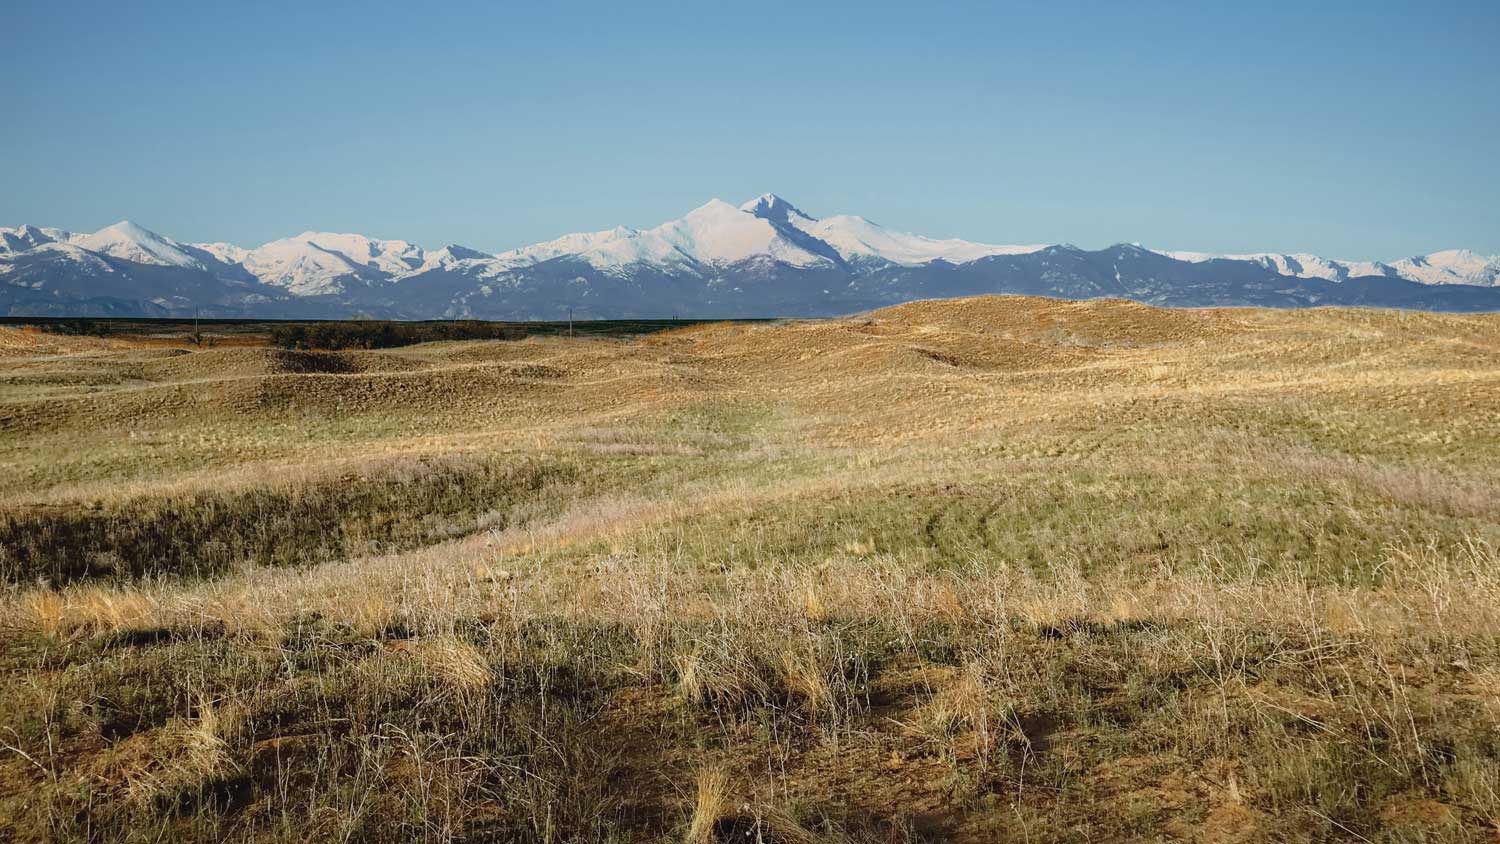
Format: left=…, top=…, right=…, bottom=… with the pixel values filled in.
left=0, top=225, right=68, bottom=255
left=492, top=226, right=639, bottom=268
left=485, top=195, right=1046, bottom=276
left=1155, top=250, right=1396, bottom=283
left=1390, top=250, right=1500, bottom=287
left=743, top=194, right=1047, bottom=267
left=0, top=220, right=270, bottom=315
left=418, top=244, right=494, bottom=271
left=236, top=233, right=416, bottom=296
left=494, top=199, right=802, bottom=272
left=525, top=198, right=831, bottom=271
left=1154, top=247, right=1500, bottom=289
left=193, top=242, right=251, bottom=266
left=70, top=221, right=218, bottom=271
left=3, top=197, right=1499, bottom=319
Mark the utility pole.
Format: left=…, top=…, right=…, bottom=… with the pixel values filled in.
left=568, top=307, right=574, bottom=338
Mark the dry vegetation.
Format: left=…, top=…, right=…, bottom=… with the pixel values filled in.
left=1, top=295, right=1498, bottom=843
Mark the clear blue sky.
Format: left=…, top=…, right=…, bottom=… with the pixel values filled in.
left=5, top=0, right=1497, bottom=259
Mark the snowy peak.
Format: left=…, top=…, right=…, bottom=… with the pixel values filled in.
left=740, top=193, right=813, bottom=225
left=193, top=242, right=251, bottom=266
left=96, top=220, right=156, bottom=240
left=683, top=198, right=739, bottom=219
left=240, top=237, right=382, bottom=296
left=0, top=224, right=59, bottom=254
left=659, top=198, right=828, bottom=267
left=0, top=239, right=117, bottom=277
left=235, top=231, right=439, bottom=294
left=417, top=244, right=496, bottom=273
left=496, top=198, right=836, bottom=273
left=292, top=232, right=426, bottom=275
left=1392, top=249, right=1500, bottom=287
left=1153, top=246, right=1500, bottom=287
left=70, top=220, right=218, bottom=271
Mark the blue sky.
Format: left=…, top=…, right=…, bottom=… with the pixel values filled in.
left=4, top=0, right=1497, bottom=259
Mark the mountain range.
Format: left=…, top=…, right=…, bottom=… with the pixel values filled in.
left=4, top=195, right=1499, bottom=318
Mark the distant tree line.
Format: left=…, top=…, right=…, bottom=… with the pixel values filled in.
left=36, top=319, right=114, bottom=337
left=270, top=320, right=526, bottom=350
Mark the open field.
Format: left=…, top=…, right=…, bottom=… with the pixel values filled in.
left=1, top=295, right=1499, bottom=842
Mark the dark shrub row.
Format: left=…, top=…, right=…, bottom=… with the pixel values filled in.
left=36, top=318, right=114, bottom=337
left=270, top=320, right=525, bottom=350
left=0, top=457, right=577, bottom=584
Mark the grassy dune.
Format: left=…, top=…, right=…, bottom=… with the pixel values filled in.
left=1, top=296, right=1498, bottom=842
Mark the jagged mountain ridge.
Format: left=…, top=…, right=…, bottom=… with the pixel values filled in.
left=3, top=195, right=1499, bottom=318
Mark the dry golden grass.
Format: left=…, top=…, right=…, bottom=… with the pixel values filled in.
left=19, top=584, right=162, bottom=640
left=21, top=589, right=66, bottom=639
left=115, top=695, right=242, bottom=807
left=687, top=764, right=731, bottom=844
left=394, top=636, right=494, bottom=693
left=1, top=296, right=1499, bottom=843
left=923, top=660, right=996, bottom=746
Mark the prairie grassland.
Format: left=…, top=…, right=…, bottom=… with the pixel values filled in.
left=1, top=296, right=1499, bottom=843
